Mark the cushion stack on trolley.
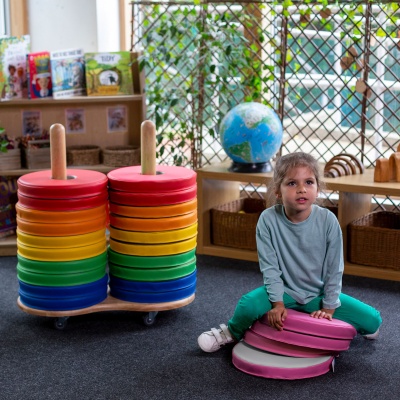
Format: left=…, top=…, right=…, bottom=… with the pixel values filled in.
left=107, top=165, right=197, bottom=303
left=16, top=170, right=109, bottom=311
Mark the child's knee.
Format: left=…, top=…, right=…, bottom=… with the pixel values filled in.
left=360, top=309, right=382, bottom=335
left=236, top=294, right=258, bottom=316
left=236, top=289, right=270, bottom=318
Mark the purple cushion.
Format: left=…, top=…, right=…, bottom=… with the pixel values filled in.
left=243, top=328, right=336, bottom=358
left=251, top=320, right=352, bottom=352
left=260, top=309, right=357, bottom=339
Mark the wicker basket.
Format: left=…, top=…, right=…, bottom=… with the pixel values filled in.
left=67, top=145, right=101, bottom=166
left=348, top=211, right=400, bottom=270
left=103, top=145, right=140, bottom=167
left=211, top=197, right=266, bottom=250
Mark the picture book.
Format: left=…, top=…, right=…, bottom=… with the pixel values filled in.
left=84, top=51, right=134, bottom=96
left=26, top=51, right=52, bottom=99
left=50, top=48, right=86, bottom=98
left=0, top=35, right=31, bottom=100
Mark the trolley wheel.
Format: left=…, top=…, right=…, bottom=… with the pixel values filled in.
left=142, top=311, right=158, bottom=326
left=53, top=317, right=69, bottom=330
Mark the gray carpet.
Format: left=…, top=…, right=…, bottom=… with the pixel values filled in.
left=0, top=255, right=399, bottom=400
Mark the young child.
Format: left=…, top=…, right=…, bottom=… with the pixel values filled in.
left=198, top=152, right=382, bottom=352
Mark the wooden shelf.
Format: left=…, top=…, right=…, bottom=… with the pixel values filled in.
left=0, top=94, right=146, bottom=149
left=0, top=89, right=146, bottom=257
left=0, top=235, right=18, bottom=256
left=0, top=95, right=144, bottom=107
left=196, top=162, right=400, bottom=281
left=1, top=165, right=118, bottom=177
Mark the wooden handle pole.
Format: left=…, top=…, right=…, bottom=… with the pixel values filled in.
left=50, top=123, right=67, bottom=180
left=141, top=120, right=156, bottom=175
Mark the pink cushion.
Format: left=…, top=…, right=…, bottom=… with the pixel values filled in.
left=251, top=320, right=352, bottom=352
left=243, top=328, right=336, bottom=358
left=232, top=342, right=334, bottom=380
left=260, top=309, right=357, bottom=339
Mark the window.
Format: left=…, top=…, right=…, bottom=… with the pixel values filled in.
left=0, top=0, right=10, bottom=36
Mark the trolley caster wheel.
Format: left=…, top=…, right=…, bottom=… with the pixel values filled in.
left=54, top=317, right=69, bottom=330
left=142, top=311, right=158, bottom=326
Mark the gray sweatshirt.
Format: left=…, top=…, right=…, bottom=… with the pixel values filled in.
left=256, top=204, right=343, bottom=309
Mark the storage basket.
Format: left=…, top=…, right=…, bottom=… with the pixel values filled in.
left=67, top=145, right=101, bottom=166
left=23, top=140, right=51, bottom=169
left=103, top=145, right=140, bottom=167
left=211, top=197, right=266, bottom=250
left=348, top=211, right=400, bottom=270
left=0, top=148, right=21, bottom=170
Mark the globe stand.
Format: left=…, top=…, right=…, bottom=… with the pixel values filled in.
left=228, top=161, right=273, bottom=173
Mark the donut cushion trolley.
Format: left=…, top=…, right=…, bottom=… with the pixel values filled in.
left=16, top=121, right=197, bottom=329
left=232, top=309, right=357, bottom=379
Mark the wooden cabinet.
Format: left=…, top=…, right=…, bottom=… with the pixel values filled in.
left=0, top=94, right=146, bottom=256
left=196, top=162, right=400, bottom=282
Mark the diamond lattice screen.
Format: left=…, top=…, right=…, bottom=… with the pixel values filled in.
left=131, top=0, right=400, bottom=209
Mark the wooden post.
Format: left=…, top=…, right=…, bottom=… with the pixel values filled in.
left=140, top=120, right=156, bottom=175
left=50, top=123, right=67, bottom=180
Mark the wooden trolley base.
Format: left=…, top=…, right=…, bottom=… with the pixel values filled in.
left=17, top=293, right=195, bottom=329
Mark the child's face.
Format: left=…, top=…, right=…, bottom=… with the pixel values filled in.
left=276, top=166, right=319, bottom=222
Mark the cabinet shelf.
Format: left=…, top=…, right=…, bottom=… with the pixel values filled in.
left=0, top=94, right=146, bottom=150
left=0, top=91, right=146, bottom=257
left=0, top=95, right=144, bottom=107
left=196, top=162, right=400, bottom=282
left=1, top=165, right=117, bottom=177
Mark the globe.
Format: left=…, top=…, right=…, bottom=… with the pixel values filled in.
left=219, top=102, right=283, bottom=173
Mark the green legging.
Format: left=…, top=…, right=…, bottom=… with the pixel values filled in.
left=228, top=286, right=382, bottom=341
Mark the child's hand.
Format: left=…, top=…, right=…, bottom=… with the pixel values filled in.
left=268, top=302, right=287, bottom=331
left=310, top=308, right=335, bottom=320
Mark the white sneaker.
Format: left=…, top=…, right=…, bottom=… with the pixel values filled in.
left=363, top=328, right=380, bottom=340
left=197, top=324, right=234, bottom=352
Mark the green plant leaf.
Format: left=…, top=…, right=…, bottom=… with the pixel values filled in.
left=376, top=28, right=386, bottom=37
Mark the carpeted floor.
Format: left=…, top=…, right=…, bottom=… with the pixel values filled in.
left=0, top=254, right=399, bottom=400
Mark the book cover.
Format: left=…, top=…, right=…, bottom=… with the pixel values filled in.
left=27, top=51, right=52, bottom=99
left=50, top=48, right=86, bottom=98
left=84, top=51, right=134, bottom=96
left=0, top=35, right=31, bottom=100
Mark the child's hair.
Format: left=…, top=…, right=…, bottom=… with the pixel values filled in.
left=266, top=152, right=325, bottom=205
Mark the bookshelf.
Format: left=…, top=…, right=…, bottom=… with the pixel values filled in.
left=0, top=94, right=146, bottom=256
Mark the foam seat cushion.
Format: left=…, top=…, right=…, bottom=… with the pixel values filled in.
left=232, top=342, right=335, bottom=380
left=260, top=309, right=357, bottom=339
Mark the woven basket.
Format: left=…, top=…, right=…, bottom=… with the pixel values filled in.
left=348, top=211, right=400, bottom=270
left=67, top=145, right=101, bottom=166
left=103, top=145, right=140, bottom=167
left=211, top=197, right=266, bottom=250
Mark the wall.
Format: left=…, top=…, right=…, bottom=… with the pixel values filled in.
left=27, top=0, right=120, bottom=53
